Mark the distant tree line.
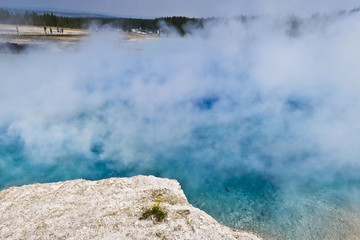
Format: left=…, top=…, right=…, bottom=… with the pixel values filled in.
left=0, top=9, right=86, bottom=28
left=0, top=8, right=211, bottom=35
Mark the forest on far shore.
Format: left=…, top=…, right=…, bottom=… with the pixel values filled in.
left=0, top=8, right=220, bottom=35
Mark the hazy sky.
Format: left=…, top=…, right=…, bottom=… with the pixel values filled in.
left=1, top=0, right=359, bottom=17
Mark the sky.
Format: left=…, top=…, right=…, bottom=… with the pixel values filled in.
left=1, top=0, right=360, bottom=18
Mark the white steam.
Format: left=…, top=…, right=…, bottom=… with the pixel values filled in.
left=1, top=13, right=360, bottom=176
left=1, top=11, right=360, bottom=239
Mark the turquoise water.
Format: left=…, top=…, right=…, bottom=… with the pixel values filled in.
left=2, top=15, right=360, bottom=239
left=1, top=110, right=359, bottom=239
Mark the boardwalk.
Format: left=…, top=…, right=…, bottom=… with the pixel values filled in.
left=0, top=24, right=87, bottom=37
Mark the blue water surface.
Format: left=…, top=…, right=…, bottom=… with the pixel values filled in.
left=1, top=111, right=359, bottom=240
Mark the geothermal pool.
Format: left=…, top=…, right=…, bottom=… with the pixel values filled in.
left=1, top=15, right=360, bottom=240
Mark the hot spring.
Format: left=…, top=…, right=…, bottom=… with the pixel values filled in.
left=1, top=14, right=360, bottom=239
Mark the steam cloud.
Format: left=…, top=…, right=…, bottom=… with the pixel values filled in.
left=1, top=12, right=360, bottom=239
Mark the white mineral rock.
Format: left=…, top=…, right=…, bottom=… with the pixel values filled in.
left=0, top=175, right=262, bottom=240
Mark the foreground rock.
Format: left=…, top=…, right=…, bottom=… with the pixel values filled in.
left=0, top=175, right=261, bottom=240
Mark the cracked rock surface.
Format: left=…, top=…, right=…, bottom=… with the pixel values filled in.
left=0, top=175, right=262, bottom=240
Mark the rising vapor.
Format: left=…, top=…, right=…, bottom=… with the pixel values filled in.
left=1, top=11, right=360, bottom=239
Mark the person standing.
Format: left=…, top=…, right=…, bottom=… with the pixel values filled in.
left=44, top=26, right=47, bottom=34
left=50, top=28, right=53, bottom=34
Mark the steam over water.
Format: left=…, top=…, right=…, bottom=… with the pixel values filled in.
left=1, top=13, right=360, bottom=239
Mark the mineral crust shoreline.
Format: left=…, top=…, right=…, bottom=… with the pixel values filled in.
left=0, top=175, right=262, bottom=240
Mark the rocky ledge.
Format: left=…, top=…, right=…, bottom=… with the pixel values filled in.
left=0, top=175, right=262, bottom=240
